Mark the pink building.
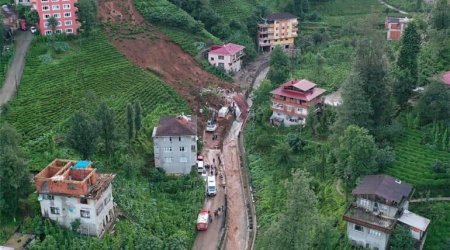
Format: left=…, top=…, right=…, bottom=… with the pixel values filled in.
left=208, top=43, right=245, bottom=73
left=31, top=0, right=80, bottom=35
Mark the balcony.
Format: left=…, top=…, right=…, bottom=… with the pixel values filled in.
left=258, top=28, right=274, bottom=34
left=258, top=40, right=273, bottom=45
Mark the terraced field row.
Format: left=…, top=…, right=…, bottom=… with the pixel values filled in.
left=210, top=0, right=256, bottom=22
left=386, top=129, right=450, bottom=196
left=5, top=36, right=188, bottom=144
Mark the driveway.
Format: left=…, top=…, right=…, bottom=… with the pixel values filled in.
left=0, top=31, right=33, bottom=107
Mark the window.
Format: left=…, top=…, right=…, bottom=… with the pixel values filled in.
left=64, top=12, right=71, bottom=17
left=56, top=29, right=62, bottom=34
left=80, top=209, right=90, bottom=218
left=44, top=14, right=51, bottom=19
left=354, top=224, right=364, bottom=232
left=169, top=137, right=172, bottom=142
left=96, top=203, right=104, bottom=215
left=163, top=147, right=172, bottom=152
left=104, top=195, right=111, bottom=206
left=179, top=157, right=187, bottom=163
left=191, top=145, right=196, bottom=151
left=52, top=5, right=60, bottom=10
left=50, top=207, right=60, bottom=215
left=296, top=107, right=303, bottom=114
left=218, top=63, right=224, bottom=68
left=57, top=21, right=62, bottom=27
left=210, top=57, right=214, bottom=61
left=178, top=137, right=181, bottom=141
left=53, top=13, right=61, bottom=18
left=80, top=198, right=88, bottom=204
left=41, top=0, right=49, bottom=2
left=63, top=3, right=70, bottom=9
left=164, top=157, right=172, bottom=163
left=44, top=22, right=50, bottom=27
left=65, top=28, right=73, bottom=33
left=218, top=55, right=224, bottom=60
left=42, top=5, right=49, bottom=11
left=369, top=229, right=382, bottom=237
left=43, top=194, right=54, bottom=200
left=45, top=30, right=52, bottom=35
left=65, top=20, right=72, bottom=26
left=359, top=198, right=370, bottom=208
left=179, top=146, right=185, bottom=152
left=51, top=0, right=59, bottom=2
left=287, top=105, right=292, bottom=111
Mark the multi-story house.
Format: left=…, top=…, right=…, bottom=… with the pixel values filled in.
left=270, top=79, right=325, bottom=126
left=34, top=159, right=116, bottom=237
left=15, top=0, right=32, bottom=6
left=257, top=12, right=298, bottom=51
left=385, top=16, right=410, bottom=41
left=208, top=43, right=245, bottom=73
left=152, top=115, right=198, bottom=175
left=31, top=0, right=80, bottom=35
left=343, top=175, right=430, bottom=250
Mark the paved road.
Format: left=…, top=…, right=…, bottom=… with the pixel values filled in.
left=0, top=31, right=33, bottom=107
left=378, top=0, right=408, bottom=14
left=410, top=197, right=450, bottom=203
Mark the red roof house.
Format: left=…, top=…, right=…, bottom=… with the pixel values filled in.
left=208, top=43, right=245, bottom=73
left=441, top=71, right=450, bottom=86
left=270, top=79, right=326, bottom=126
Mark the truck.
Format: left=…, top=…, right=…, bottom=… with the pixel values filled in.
left=19, top=19, right=27, bottom=31
left=196, top=209, right=210, bottom=231
left=207, top=176, right=217, bottom=196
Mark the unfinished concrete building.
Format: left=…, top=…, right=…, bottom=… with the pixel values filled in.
left=34, top=159, right=116, bottom=237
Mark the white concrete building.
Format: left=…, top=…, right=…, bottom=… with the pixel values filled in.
left=208, top=43, right=245, bottom=73
left=34, top=159, right=116, bottom=237
left=15, top=0, right=32, bottom=6
left=152, top=115, right=198, bottom=175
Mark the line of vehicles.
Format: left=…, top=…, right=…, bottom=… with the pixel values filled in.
left=195, top=155, right=217, bottom=231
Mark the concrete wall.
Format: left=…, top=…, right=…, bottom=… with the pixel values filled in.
left=271, top=111, right=305, bottom=126
left=153, top=135, right=197, bottom=174
left=347, top=222, right=389, bottom=250
left=38, top=184, right=114, bottom=237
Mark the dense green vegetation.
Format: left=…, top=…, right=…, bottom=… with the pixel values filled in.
left=0, top=32, right=206, bottom=248
left=410, top=202, right=450, bottom=250
left=387, top=128, right=450, bottom=197
left=2, top=35, right=188, bottom=166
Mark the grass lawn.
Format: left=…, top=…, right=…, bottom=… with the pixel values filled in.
left=386, top=129, right=450, bottom=197
left=410, top=202, right=450, bottom=250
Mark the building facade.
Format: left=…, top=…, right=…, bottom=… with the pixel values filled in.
left=343, top=175, right=430, bottom=250
left=208, top=43, right=245, bottom=73
left=152, top=115, right=198, bottom=175
left=258, top=12, right=298, bottom=51
left=385, top=16, right=410, bottom=41
left=270, top=79, right=325, bottom=126
left=34, top=159, right=116, bottom=237
left=31, top=0, right=80, bottom=35
left=15, top=0, right=32, bottom=6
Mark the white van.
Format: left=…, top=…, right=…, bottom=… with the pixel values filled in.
left=207, top=176, right=217, bottom=196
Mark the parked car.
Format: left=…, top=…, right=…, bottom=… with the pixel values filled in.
left=197, top=155, right=204, bottom=174
left=30, top=26, right=37, bottom=34
left=218, top=106, right=229, bottom=118
left=206, top=120, right=217, bottom=132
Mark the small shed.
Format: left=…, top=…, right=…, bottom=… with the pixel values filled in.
left=218, top=107, right=229, bottom=118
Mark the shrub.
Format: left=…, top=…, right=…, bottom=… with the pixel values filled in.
left=431, top=160, right=448, bottom=174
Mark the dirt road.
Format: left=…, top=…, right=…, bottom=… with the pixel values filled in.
left=0, top=31, right=33, bottom=107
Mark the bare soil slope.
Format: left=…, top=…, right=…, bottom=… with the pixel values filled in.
left=98, top=0, right=233, bottom=116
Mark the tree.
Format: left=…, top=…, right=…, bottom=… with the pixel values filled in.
left=272, top=142, right=295, bottom=167
left=332, top=125, right=378, bottom=191
left=389, top=226, right=415, bottom=250
left=286, top=133, right=306, bottom=153
left=262, top=169, right=319, bottom=249
left=416, top=81, right=450, bottom=124
left=0, top=124, right=30, bottom=218
left=334, top=73, right=373, bottom=132
left=268, top=46, right=290, bottom=85
left=127, top=103, right=135, bottom=142
left=431, top=0, right=450, bottom=30
left=66, top=111, right=97, bottom=159
left=76, top=0, right=98, bottom=35
left=47, top=16, right=58, bottom=34
left=95, top=102, right=116, bottom=157
left=353, top=38, right=391, bottom=126
left=394, top=22, right=421, bottom=107
left=134, top=101, right=142, bottom=136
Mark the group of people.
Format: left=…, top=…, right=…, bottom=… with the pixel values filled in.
left=207, top=205, right=225, bottom=223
